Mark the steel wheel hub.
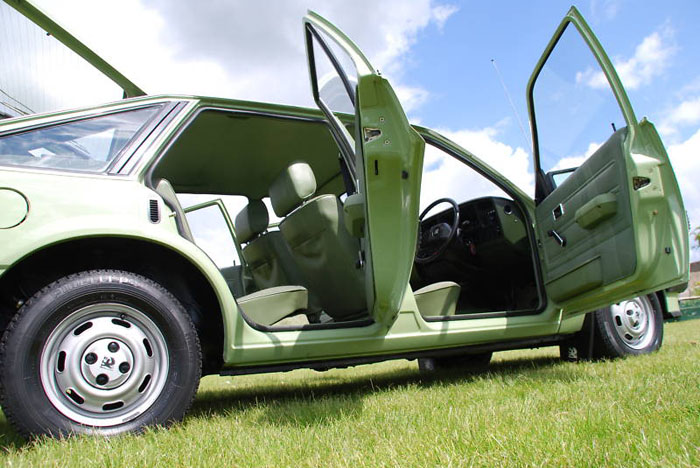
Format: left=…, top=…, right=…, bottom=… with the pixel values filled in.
left=610, top=296, right=656, bottom=350
left=80, top=338, right=134, bottom=390
left=40, top=303, right=169, bottom=427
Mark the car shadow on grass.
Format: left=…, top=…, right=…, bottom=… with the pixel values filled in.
left=0, top=355, right=577, bottom=447
left=188, top=355, right=576, bottom=427
left=0, top=417, right=30, bottom=450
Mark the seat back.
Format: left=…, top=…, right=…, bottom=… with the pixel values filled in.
left=270, top=162, right=366, bottom=320
left=154, top=178, right=194, bottom=242
left=235, top=200, right=310, bottom=294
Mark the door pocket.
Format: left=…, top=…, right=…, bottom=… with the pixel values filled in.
left=545, top=256, right=602, bottom=302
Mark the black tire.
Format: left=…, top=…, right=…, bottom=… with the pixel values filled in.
left=418, top=352, right=492, bottom=374
left=0, top=270, right=201, bottom=438
left=559, top=294, right=663, bottom=361
left=592, top=293, right=663, bottom=358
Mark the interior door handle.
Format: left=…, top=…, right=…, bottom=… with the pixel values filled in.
left=548, top=229, right=567, bottom=247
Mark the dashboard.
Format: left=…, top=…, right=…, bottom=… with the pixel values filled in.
left=416, top=196, right=531, bottom=281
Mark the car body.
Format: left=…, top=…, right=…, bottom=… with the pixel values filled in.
left=0, top=1, right=689, bottom=437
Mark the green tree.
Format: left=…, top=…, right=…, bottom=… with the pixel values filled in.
left=692, top=227, right=700, bottom=296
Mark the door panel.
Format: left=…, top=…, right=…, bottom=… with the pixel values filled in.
left=529, top=7, right=688, bottom=314
left=304, top=12, right=424, bottom=326
left=537, top=128, right=634, bottom=301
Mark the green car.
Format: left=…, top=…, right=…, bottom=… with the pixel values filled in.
left=0, top=2, right=689, bottom=437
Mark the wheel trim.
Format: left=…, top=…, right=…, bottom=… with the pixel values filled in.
left=40, top=303, right=169, bottom=427
left=609, top=296, right=656, bottom=350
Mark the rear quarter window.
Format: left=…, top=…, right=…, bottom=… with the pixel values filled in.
left=0, top=106, right=161, bottom=172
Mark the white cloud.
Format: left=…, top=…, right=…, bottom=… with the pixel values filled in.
left=394, top=85, right=430, bottom=114
left=590, top=0, right=622, bottom=22
left=551, top=141, right=602, bottom=171
left=419, top=126, right=534, bottom=210
left=666, top=128, right=700, bottom=261
left=31, top=0, right=456, bottom=112
left=431, top=4, right=459, bottom=30
left=577, top=25, right=676, bottom=91
left=657, top=95, right=700, bottom=138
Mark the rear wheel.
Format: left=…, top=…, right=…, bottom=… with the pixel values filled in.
left=0, top=270, right=201, bottom=438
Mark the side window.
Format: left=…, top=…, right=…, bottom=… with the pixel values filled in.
left=532, top=24, right=625, bottom=177
left=181, top=195, right=248, bottom=269
left=0, top=106, right=161, bottom=172
left=421, top=142, right=511, bottom=212
left=306, top=23, right=359, bottom=176
left=312, top=29, right=357, bottom=117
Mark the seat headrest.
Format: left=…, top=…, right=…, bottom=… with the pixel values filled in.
left=269, top=162, right=317, bottom=217
left=235, top=199, right=269, bottom=243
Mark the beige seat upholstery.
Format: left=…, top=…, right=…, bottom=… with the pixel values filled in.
left=154, top=178, right=195, bottom=242
left=237, top=285, right=308, bottom=327
left=414, top=281, right=461, bottom=317
left=235, top=200, right=320, bottom=326
left=269, top=162, right=366, bottom=321
left=235, top=200, right=321, bottom=311
left=235, top=200, right=295, bottom=288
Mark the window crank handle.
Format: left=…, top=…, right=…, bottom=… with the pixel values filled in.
left=548, top=229, right=567, bottom=247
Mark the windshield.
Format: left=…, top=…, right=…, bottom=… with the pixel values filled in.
left=0, top=106, right=161, bottom=172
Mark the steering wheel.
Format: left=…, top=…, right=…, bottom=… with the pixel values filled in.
left=415, top=198, right=460, bottom=264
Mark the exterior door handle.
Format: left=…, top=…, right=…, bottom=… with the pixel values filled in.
left=548, top=229, right=567, bottom=247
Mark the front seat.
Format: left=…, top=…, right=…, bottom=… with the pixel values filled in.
left=269, top=162, right=366, bottom=321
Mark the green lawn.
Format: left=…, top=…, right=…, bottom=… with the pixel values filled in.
left=680, top=298, right=700, bottom=320
left=1, top=320, right=698, bottom=467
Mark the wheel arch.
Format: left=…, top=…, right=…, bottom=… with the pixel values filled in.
left=0, top=236, right=226, bottom=374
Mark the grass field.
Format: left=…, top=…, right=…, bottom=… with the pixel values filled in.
left=0, top=320, right=698, bottom=467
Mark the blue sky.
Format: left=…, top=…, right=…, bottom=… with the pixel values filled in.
left=4, top=0, right=700, bottom=262
left=406, top=0, right=700, bottom=150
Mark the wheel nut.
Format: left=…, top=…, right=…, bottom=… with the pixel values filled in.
left=108, top=342, right=120, bottom=352
left=96, top=374, right=109, bottom=385
left=119, top=362, right=130, bottom=374
left=85, top=352, right=97, bottom=364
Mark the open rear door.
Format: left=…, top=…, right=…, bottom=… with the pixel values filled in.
left=303, top=12, right=424, bottom=326
left=4, top=0, right=145, bottom=97
left=529, top=7, right=688, bottom=315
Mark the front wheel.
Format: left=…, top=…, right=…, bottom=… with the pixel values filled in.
left=593, top=294, right=663, bottom=358
left=559, top=293, right=663, bottom=361
left=0, top=270, right=201, bottom=438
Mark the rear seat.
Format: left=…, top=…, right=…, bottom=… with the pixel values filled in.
left=234, top=200, right=318, bottom=326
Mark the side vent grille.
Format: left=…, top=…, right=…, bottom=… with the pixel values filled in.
left=149, top=199, right=160, bottom=223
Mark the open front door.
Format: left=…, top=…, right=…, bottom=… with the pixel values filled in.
left=529, top=7, right=688, bottom=315
left=303, top=12, right=424, bottom=326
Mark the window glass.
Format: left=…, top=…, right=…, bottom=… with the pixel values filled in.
left=311, top=28, right=358, bottom=117
left=0, top=106, right=161, bottom=172
left=550, top=168, right=576, bottom=188
left=420, top=142, right=511, bottom=212
left=181, top=195, right=248, bottom=269
left=533, top=24, right=625, bottom=174
left=308, top=25, right=359, bottom=171
left=0, top=3, right=124, bottom=117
